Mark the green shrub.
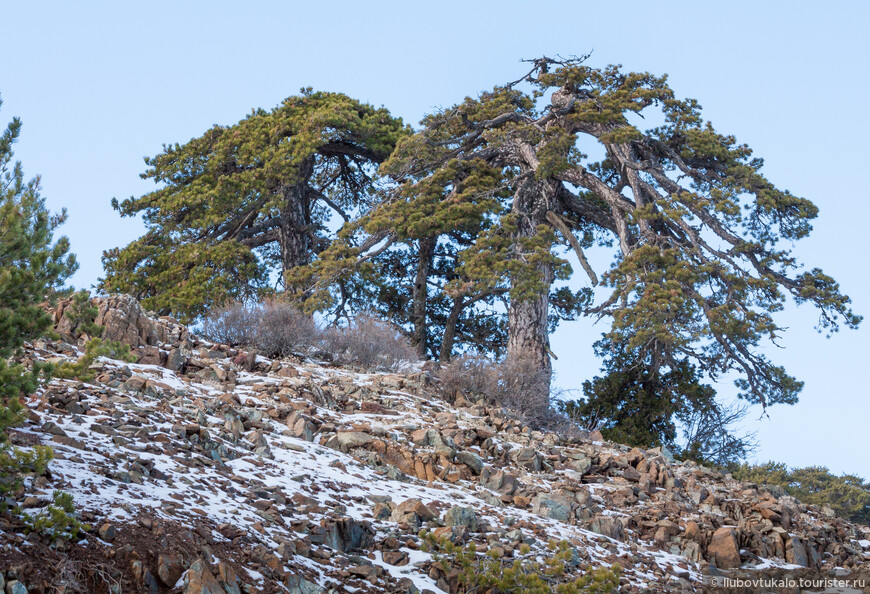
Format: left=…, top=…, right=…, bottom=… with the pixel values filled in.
left=22, top=490, right=88, bottom=540
left=63, top=290, right=103, bottom=338
left=55, top=338, right=136, bottom=381
left=0, top=444, right=52, bottom=506
left=731, top=462, right=870, bottom=526
left=420, top=531, right=620, bottom=593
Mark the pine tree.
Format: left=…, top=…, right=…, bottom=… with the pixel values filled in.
left=0, top=94, right=77, bottom=496
left=286, top=157, right=513, bottom=359
left=100, top=89, right=407, bottom=322
left=367, top=56, right=860, bottom=409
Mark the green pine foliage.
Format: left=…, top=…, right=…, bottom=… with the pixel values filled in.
left=54, top=338, right=136, bottom=382
left=63, top=290, right=103, bottom=338
left=101, top=89, right=407, bottom=323
left=420, top=531, right=621, bottom=593
left=349, top=55, right=859, bottom=409
left=559, top=333, right=754, bottom=466
left=0, top=94, right=76, bottom=507
left=730, top=463, right=870, bottom=526
left=21, top=490, right=88, bottom=541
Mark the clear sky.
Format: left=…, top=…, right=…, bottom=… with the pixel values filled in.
left=3, top=1, right=867, bottom=478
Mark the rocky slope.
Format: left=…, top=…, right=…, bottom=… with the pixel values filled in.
left=1, top=295, right=868, bottom=593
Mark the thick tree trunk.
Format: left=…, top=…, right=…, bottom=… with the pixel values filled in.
left=278, top=158, right=315, bottom=278
left=411, top=236, right=435, bottom=358
left=505, top=178, right=556, bottom=408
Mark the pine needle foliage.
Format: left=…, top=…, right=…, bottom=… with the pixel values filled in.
left=101, top=89, right=407, bottom=322
left=0, top=94, right=76, bottom=508
left=420, top=531, right=621, bottom=593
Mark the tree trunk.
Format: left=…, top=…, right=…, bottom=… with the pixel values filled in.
left=505, top=178, right=555, bottom=408
left=278, top=158, right=315, bottom=279
left=439, top=295, right=465, bottom=362
left=411, top=236, right=435, bottom=358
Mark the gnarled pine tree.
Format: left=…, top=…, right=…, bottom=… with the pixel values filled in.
left=101, top=89, right=407, bottom=322
left=377, top=56, right=860, bottom=409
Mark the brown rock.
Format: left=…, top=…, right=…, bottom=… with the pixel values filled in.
left=391, top=498, right=436, bottom=524
left=157, top=553, right=183, bottom=586
left=382, top=550, right=409, bottom=566
left=707, top=527, right=741, bottom=569
left=183, top=559, right=224, bottom=594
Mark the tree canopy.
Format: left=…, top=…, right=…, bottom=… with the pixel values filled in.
left=102, top=57, right=860, bottom=426
left=337, top=55, right=860, bottom=409
left=100, top=89, right=407, bottom=322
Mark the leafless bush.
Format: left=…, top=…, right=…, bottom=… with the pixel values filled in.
left=321, top=314, right=419, bottom=371
left=436, top=354, right=583, bottom=433
left=495, top=357, right=552, bottom=423
left=436, top=353, right=499, bottom=402
left=202, top=301, right=318, bottom=357
left=50, top=557, right=84, bottom=592
left=255, top=300, right=319, bottom=357
left=202, top=302, right=260, bottom=347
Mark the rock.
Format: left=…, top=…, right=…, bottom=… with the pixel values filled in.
left=785, top=536, right=809, bottom=567
left=143, top=570, right=160, bottom=594
left=5, top=582, right=26, bottom=594
left=183, top=559, right=224, bottom=594
left=455, top=451, right=483, bottom=475
left=41, top=421, right=67, bottom=436
left=514, top=447, right=542, bottom=472
left=383, top=550, right=409, bottom=565
left=348, top=565, right=376, bottom=579
left=216, top=561, right=241, bottom=594
left=326, top=431, right=373, bottom=452
left=97, top=522, right=116, bottom=542
left=410, top=428, right=442, bottom=447
left=590, top=515, right=625, bottom=541
left=166, top=348, right=187, bottom=372
left=707, top=527, right=741, bottom=569
left=569, top=456, right=592, bottom=475
left=372, top=501, right=395, bottom=520
left=157, top=553, right=183, bottom=586
left=287, top=413, right=315, bottom=441
left=391, top=499, right=437, bottom=526
left=94, top=294, right=164, bottom=348
left=533, top=493, right=574, bottom=523
left=480, top=468, right=518, bottom=495
left=285, top=574, right=324, bottom=594
left=444, top=506, right=478, bottom=531
left=324, top=517, right=374, bottom=552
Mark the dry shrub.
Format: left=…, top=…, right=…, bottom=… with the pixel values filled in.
left=202, top=301, right=317, bottom=357
left=255, top=300, right=318, bottom=357
left=437, top=355, right=586, bottom=434
left=436, top=354, right=499, bottom=402
left=321, top=314, right=419, bottom=371
left=202, top=302, right=260, bottom=347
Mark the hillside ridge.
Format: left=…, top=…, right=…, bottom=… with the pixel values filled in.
left=1, top=294, right=867, bottom=593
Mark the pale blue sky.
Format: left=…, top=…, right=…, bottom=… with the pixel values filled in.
left=3, top=1, right=867, bottom=477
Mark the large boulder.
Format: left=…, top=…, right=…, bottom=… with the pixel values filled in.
left=94, top=294, right=165, bottom=348
left=707, top=527, right=741, bottom=569
left=444, top=506, right=478, bottom=531
left=183, top=559, right=224, bottom=594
